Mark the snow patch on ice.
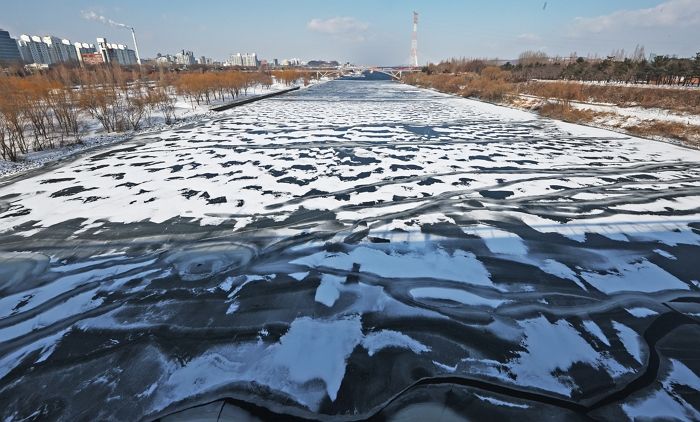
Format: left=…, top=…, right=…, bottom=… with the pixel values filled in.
left=294, top=246, right=492, bottom=286
left=507, top=316, right=628, bottom=396
left=581, top=259, right=688, bottom=294
left=613, top=321, right=644, bottom=364
left=474, top=393, right=530, bottom=409
left=314, top=274, right=344, bottom=307
left=625, top=307, right=658, bottom=318
left=410, top=287, right=507, bottom=308
left=582, top=320, right=610, bottom=347
left=361, top=330, right=430, bottom=356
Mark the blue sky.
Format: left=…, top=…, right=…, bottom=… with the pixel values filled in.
left=1, top=0, right=698, bottom=65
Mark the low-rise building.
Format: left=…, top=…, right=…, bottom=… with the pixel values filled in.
left=74, top=42, right=97, bottom=64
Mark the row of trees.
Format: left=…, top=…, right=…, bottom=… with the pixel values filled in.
left=423, top=51, right=700, bottom=86
left=404, top=53, right=700, bottom=113
left=559, top=54, right=700, bottom=85
left=173, top=72, right=273, bottom=106
left=0, top=66, right=312, bottom=161
left=171, top=69, right=319, bottom=106
left=0, top=66, right=179, bottom=161
left=404, top=66, right=514, bottom=101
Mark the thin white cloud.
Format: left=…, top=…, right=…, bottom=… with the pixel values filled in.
left=572, top=0, right=700, bottom=34
left=307, top=17, right=369, bottom=35
left=517, top=33, right=542, bottom=42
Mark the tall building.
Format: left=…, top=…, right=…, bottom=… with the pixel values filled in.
left=41, top=36, right=78, bottom=64
left=281, top=58, right=301, bottom=66
left=16, top=33, right=79, bottom=65
left=96, top=37, right=137, bottom=66
left=228, top=52, right=258, bottom=67
left=174, top=49, right=195, bottom=65
left=17, top=35, right=52, bottom=64
left=229, top=53, right=243, bottom=67
left=242, top=52, right=258, bottom=67
left=0, top=29, right=21, bottom=63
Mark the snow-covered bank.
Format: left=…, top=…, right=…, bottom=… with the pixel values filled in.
left=0, top=79, right=323, bottom=180
left=0, top=111, right=206, bottom=180
left=509, top=93, right=700, bottom=148
left=518, top=94, right=700, bottom=126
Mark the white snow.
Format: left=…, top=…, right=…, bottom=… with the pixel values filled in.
left=612, top=321, right=644, bottom=364
left=361, top=330, right=430, bottom=356
left=314, top=274, right=344, bottom=307
left=506, top=315, right=628, bottom=396
left=294, top=246, right=493, bottom=287
left=462, top=224, right=528, bottom=256
left=150, top=315, right=432, bottom=412
left=269, top=316, right=362, bottom=401
left=622, top=389, right=700, bottom=421
left=474, top=393, right=530, bottom=409
left=625, top=307, right=658, bottom=318
left=409, top=287, right=507, bottom=308
left=580, top=259, right=689, bottom=294
left=582, top=320, right=610, bottom=347
left=623, top=358, right=700, bottom=420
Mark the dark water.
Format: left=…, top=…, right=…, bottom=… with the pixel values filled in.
left=1, top=80, right=700, bottom=421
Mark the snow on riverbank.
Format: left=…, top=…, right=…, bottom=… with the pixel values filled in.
left=0, top=80, right=318, bottom=180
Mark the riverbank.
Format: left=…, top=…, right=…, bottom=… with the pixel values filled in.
left=402, top=73, right=700, bottom=149
left=0, top=81, right=322, bottom=180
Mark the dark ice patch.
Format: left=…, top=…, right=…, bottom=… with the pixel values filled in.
left=302, top=188, right=328, bottom=197
left=278, top=177, right=317, bottom=186
left=50, top=186, right=96, bottom=198
left=479, top=190, right=514, bottom=200
left=452, top=177, right=475, bottom=186
left=469, top=155, right=494, bottom=161
left=369, top=237, right=390, bottom=243
left=180, top=189, right=199, bottom=199
left=207, top=196, right=227, bottom=205
left=116, top=182, right=140, bottom=189
left=339, top=171, right=372, bottom=182
left=390, top=164, right=423, bottom=171
left=40, top=178, right=74, bottom=184
left=418, top=177, right=443, bottom=186
left=356, top=185, right=377, bottom=194
left=188, top=173, right=219, bottom=180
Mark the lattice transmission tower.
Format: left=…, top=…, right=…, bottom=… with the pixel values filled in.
left=410, top=12, right=419, bottom=67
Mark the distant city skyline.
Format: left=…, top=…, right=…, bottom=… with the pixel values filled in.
left=1, top=0, right=699, bottom=66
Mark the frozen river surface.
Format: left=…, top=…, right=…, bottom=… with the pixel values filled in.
left=1, top=80, right=700, bottom=421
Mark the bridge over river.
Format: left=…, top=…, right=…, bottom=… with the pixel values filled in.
left=1, top=79, right=700, bottom=421
left=313, top=66, right=421, bottom=80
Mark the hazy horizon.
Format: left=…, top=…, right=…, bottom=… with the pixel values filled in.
left=2, top=0, right=699, bottom=66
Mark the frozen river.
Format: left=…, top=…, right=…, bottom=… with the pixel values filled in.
left=1, top=80, right=700, bottom=421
